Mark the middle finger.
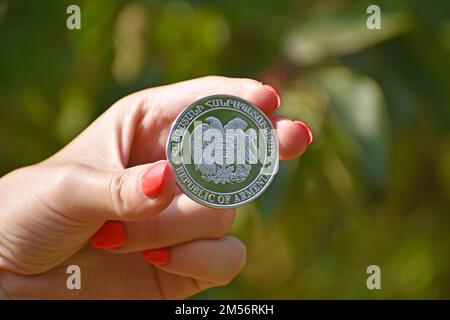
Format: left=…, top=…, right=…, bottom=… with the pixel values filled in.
left=109, top=194, right=235, bottom=253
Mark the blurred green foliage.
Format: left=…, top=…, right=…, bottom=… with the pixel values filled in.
left=1, top=0, right=450, bottom=298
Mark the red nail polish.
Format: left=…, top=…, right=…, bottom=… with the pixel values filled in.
left=142, top=248, right=170, bottom=265
left=264, top=84, right=281, bottom=109
left=293, top=120, right=313, bottom=145
left=142, top=161, right=168, bottom=198
left=90, top=221, right=125, bottom=249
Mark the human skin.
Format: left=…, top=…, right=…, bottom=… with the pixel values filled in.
left=0, top=76, right=313, bottom=299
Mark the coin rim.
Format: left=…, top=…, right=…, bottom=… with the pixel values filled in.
left=166, top=94, right=279, bottom=209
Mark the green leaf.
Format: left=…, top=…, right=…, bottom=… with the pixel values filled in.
left=316, top=66, right=389, bottom=192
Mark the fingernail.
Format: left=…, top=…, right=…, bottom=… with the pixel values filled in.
left=142, top=161, right=168, bottom=198
left=90, top=221, right=125, bottom=249
left=264, top=84, right=281, bottom=109
left=142, top=248, right=170, bottom=265
left=293, top=120, right=313, bottom=145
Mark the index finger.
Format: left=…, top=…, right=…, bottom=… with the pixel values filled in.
left=123, top=76, right=280, bottom=164
left=142, top=76, right=280, bottom=119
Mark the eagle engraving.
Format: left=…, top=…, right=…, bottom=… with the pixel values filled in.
left=190, top=116, right=254, bottom=184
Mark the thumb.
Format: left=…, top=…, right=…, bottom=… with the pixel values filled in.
left=62, top=160, right=176, bottom=222
left=109, top=160, right=176, bottom=221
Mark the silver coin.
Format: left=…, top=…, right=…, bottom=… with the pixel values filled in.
left=166, top=94, right=279, bottom=208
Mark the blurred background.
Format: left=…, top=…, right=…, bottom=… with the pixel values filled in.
left=1, top=0, right=450, bottom=298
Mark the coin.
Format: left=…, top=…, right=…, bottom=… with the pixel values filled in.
left=166, top=94, right=279, bottom=208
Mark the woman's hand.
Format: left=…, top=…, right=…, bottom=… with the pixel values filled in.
left=0, top=76, right=313, bottom=299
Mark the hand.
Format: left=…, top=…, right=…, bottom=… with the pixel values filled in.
left=0, top=76, right=313, bottom=299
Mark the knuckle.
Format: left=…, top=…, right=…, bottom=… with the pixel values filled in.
left=243, top=79, right=264, bottom=97
left=145, top=219, right=160, bottom=247
left=142, top=217, right=162, bottom=249
left=109, top=170, right=138, bottom=220
left=110, top=167, right=173, bottom=221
